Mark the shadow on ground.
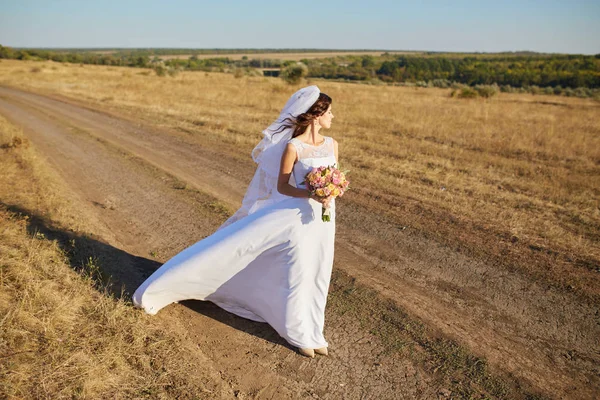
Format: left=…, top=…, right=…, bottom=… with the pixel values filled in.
left=181, top=300, right=292, bottom=350
left=2, top=201, right=289, bottom=348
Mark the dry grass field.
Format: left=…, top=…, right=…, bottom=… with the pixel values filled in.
left=2, top=60, right=598, bottom=289
left=1, top=59, right=599, bottom=399
left=0, top=115, right=235, bottom=398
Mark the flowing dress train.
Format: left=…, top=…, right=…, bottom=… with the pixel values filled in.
left=132, top=136, right=337, bottom=349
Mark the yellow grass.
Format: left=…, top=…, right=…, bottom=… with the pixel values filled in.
left=1, top=59, right=599, bottom=269
left=0, top=116, right=228, bottom=399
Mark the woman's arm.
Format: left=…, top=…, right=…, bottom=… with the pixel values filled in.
left=277, top=143, right=329, bottom=205
left=277, top=143, right=310, bottom=198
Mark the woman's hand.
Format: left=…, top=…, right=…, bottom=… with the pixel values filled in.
left=309, top=192, right=332, bottom=207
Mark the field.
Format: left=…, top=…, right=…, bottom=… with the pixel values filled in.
left=1, top=59, right=599, bottom=399
left=154, top=51, right=415, bottom=61
left=83, top=50, right=417, bottom=61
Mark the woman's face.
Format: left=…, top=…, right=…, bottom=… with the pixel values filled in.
left=317, top=105, right=334, bottom=129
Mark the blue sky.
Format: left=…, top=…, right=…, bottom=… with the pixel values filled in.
left=1, top=0, right=598, bottom=54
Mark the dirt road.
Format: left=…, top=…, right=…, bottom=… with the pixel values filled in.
left=0, top=86, right=597, bottom=399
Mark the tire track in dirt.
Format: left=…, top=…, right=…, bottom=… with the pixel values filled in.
left=0, top=86, right=597, bottom=399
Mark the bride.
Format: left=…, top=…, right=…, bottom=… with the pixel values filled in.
left=133, top=85, right=338, bottom=358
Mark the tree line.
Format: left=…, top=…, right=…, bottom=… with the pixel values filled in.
left=302, top=54, right=600, bottom=89
left=2, top=45, right=599, bottom=91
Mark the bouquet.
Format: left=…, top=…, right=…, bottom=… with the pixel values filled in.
left=304, top=165, right=350, bottom=222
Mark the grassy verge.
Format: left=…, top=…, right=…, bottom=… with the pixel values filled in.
left=0, top=116, right=229, bottom=399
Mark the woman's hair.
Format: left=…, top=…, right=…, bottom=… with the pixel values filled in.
left=275, top=93, right=332, bottom=138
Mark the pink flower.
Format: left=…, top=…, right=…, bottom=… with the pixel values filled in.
left=304, top=166, right=350, bottom=222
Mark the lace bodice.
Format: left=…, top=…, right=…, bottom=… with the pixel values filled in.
left=289, top=136, right=337, bottom=188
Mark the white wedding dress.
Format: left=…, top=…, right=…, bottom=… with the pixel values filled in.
left=132, top=136, right=337, bottom=349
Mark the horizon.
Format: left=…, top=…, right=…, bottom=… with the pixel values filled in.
left=2, top=46, right=595, bottom=56
left=1, top=1, right=599, bottom=55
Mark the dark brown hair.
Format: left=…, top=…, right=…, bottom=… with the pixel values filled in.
left=275, top=93, right=332, bottom=138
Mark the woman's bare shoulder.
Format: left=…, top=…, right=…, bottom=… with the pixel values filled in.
left=282, top=142, right=299, bottom=162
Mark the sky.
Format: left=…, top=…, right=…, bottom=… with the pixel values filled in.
left=0, top=0, right=599, bottom=54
